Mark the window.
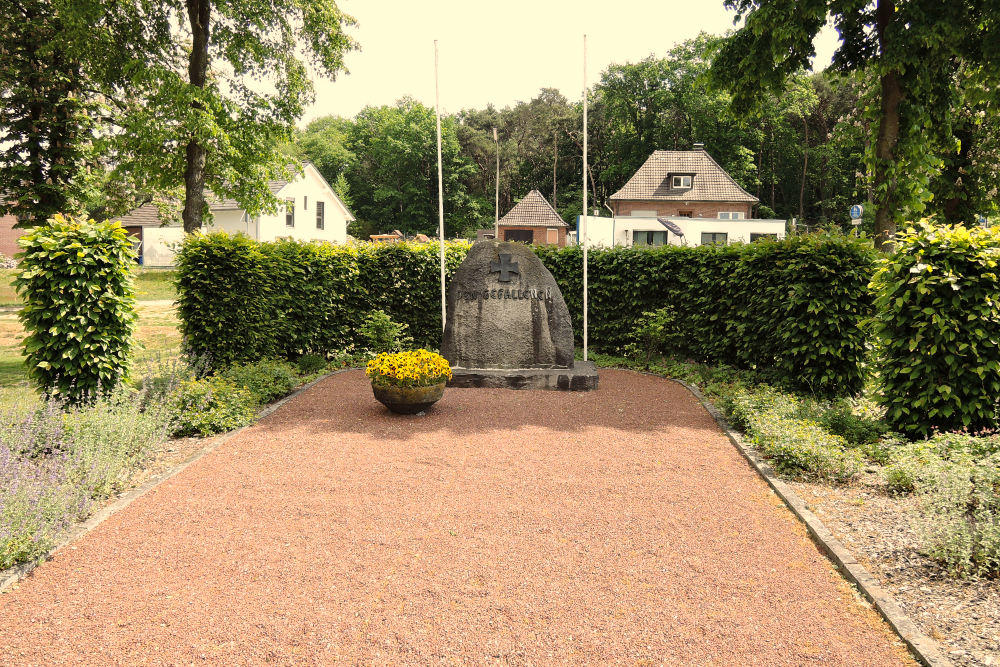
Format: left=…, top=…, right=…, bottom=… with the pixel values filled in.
left=750, top=233, right=778, bottom=242
left=504, top=229, right=533, bottom=243
left=718, top=211, right=743, bottom=220
left=316, top=201, right=325, bottom=230
left=304, top=196, right=308, bottom=210
left=546, top=227, right=559, bottom=244
left=677, top=210, right=693, bottom=218
left=285, top=198, right=295, bottom=227
left=633, top=230, right=668, bottom=247
left=672, top=175, right=692, bottom=188
left=701, top=232, right=728, bottom=246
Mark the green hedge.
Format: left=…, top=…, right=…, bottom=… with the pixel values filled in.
left=871, top=222, right=1000, bottom=437
left=175, top=234, right=468, bottom=366
left=538, top=233, right=875, bottom=395
left=175, top=232, right=874, bottom=394
left=15, top=214, right=138, bottom=403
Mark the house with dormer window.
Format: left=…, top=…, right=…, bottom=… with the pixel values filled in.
left=580, top=145, right=784, bottom=248
left=609, top=145, right=757, bottom=219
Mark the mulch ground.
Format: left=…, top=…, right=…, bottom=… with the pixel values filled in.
left=0, top=369, right=914, bottom=665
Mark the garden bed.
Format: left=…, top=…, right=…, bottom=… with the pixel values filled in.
left=790, top=474, right=1000, bottom=666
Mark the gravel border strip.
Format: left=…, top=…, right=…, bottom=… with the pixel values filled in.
left=0, top=369, right=348, bottom=595
left=673, top=378, right=951, bottom=667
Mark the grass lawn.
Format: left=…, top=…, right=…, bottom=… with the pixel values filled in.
left=0, top=301, right=183, bottom=393
left=0, top=268, right=178, bottom=307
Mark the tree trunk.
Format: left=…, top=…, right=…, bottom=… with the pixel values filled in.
left=873, top=0, right=901, bottom=251
left=181, top=0, right=211, bottom=234
left=799, top=117, right=808, bottom=223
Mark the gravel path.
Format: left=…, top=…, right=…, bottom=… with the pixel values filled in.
left=0, top=370, right=913, bottom=665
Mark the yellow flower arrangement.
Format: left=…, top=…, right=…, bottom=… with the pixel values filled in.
left=365, top=349, right=452, bottom=388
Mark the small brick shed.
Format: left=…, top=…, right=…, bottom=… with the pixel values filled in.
left=498, top=190, right=569, bottom=247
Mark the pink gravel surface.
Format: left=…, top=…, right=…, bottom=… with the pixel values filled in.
left=0, top=369, right=913, bottom=665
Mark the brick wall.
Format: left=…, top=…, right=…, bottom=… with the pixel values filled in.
left=501, top=226, right=568, bottom=247
left=0, top=215, right=24, bottom=259
left=612, top=200, right=753, bottom=219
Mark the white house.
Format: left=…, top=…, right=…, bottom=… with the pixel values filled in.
left=579, top=214, right=786, bottom=248
left=120, top=162, right=354, bottom=266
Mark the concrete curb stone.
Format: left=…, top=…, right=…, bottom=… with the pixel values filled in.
left=0, top=369, right=351, bottom=595
left=672, top=377, right=951, bottom=667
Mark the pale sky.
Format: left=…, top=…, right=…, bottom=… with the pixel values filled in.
left=302, top=0, right=840, bottom=124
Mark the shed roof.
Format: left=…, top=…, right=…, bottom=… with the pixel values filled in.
left=115, top=203, right=176, bottom=227
left=610, top=149, right=758, bottom=203
left=498, top=190, right=568, bottom=228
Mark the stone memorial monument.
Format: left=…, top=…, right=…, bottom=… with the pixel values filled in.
left=441, top=240, right=599, bottom=390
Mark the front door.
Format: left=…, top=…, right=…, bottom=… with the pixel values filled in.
left=124, top=226, right=143, bottom=264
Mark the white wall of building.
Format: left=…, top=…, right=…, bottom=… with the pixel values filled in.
left=138, top=164, right=353, bottom=266
left=207, top=209, right=253, bottom=236
left=258, top=165, right=351, bottom=244
left=580, top=215, right=786, bottom=248
left=142, top=226, right=185, bottom=267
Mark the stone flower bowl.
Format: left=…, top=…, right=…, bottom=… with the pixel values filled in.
left=371, top=382, right=446, bottom=415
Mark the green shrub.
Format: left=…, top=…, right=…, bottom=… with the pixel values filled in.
left=860, top=433, right=904, bottom=465
left=871, top=221, right=1000, bottom=437
left=916, top=454, right=1000, bottom=577
left=219, top=359, right=298, bottom=405
left=624, top=304, right=685, bottom=366
left=727, top=387, right=863, bottom=483
left=357, top=309, right=413, bottom=355
left=881, top=431, right=1000, bottom=494
left=296, top=353, right=327, bottom=375
left=14, top=214, right=138, bottom=403
left=819, top=400, right=890, bottom=446
left=168, top=376, right=256, bottom=436
left=751, top=414, right=864, bottom=482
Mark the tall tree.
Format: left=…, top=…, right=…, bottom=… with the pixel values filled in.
left=345, top=98, right=481, bottom=237
left=711, top=0, right=1000, bottom=248
left=0, top=0, right=170, bottom=226
left=112, top=0, right=357, bottom=233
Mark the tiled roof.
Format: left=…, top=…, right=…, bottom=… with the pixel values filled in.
left=214, top=178, right=289, bottom=210
left=498, top=189, right=569, bottom=228
left=610, top=150, right=758, bottom=203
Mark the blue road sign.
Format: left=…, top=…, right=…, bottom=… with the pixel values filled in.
left=850, top=204, right=863, bottom=219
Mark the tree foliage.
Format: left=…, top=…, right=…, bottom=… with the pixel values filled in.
left=0, top=0, right=357, bottom=231
left=710, top=0, right=1000, bottom=247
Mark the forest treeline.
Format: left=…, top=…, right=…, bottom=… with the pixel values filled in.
left=285, top=34, right=999, bottom=240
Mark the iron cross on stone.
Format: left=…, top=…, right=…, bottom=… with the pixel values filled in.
left=490, top=253, right=520, bottom=282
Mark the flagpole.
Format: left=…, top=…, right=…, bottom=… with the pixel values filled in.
left=582, top=34, right=589, bottom=362
left=493, top=127, right=499, bottom=239
left=435, top=40, right=446, bottom=331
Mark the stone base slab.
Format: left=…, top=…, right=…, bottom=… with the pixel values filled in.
left=448, top=362, right=599, bottom=391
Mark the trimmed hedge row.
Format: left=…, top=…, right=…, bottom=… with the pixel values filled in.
left=538, top=233, right=876, bottom=395
left=175, top=234, right=468, bottom=366
left=176, top=232, right=874, bottom=396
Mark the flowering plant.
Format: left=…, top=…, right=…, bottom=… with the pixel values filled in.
left=365, top=349, right=452, bottom=388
